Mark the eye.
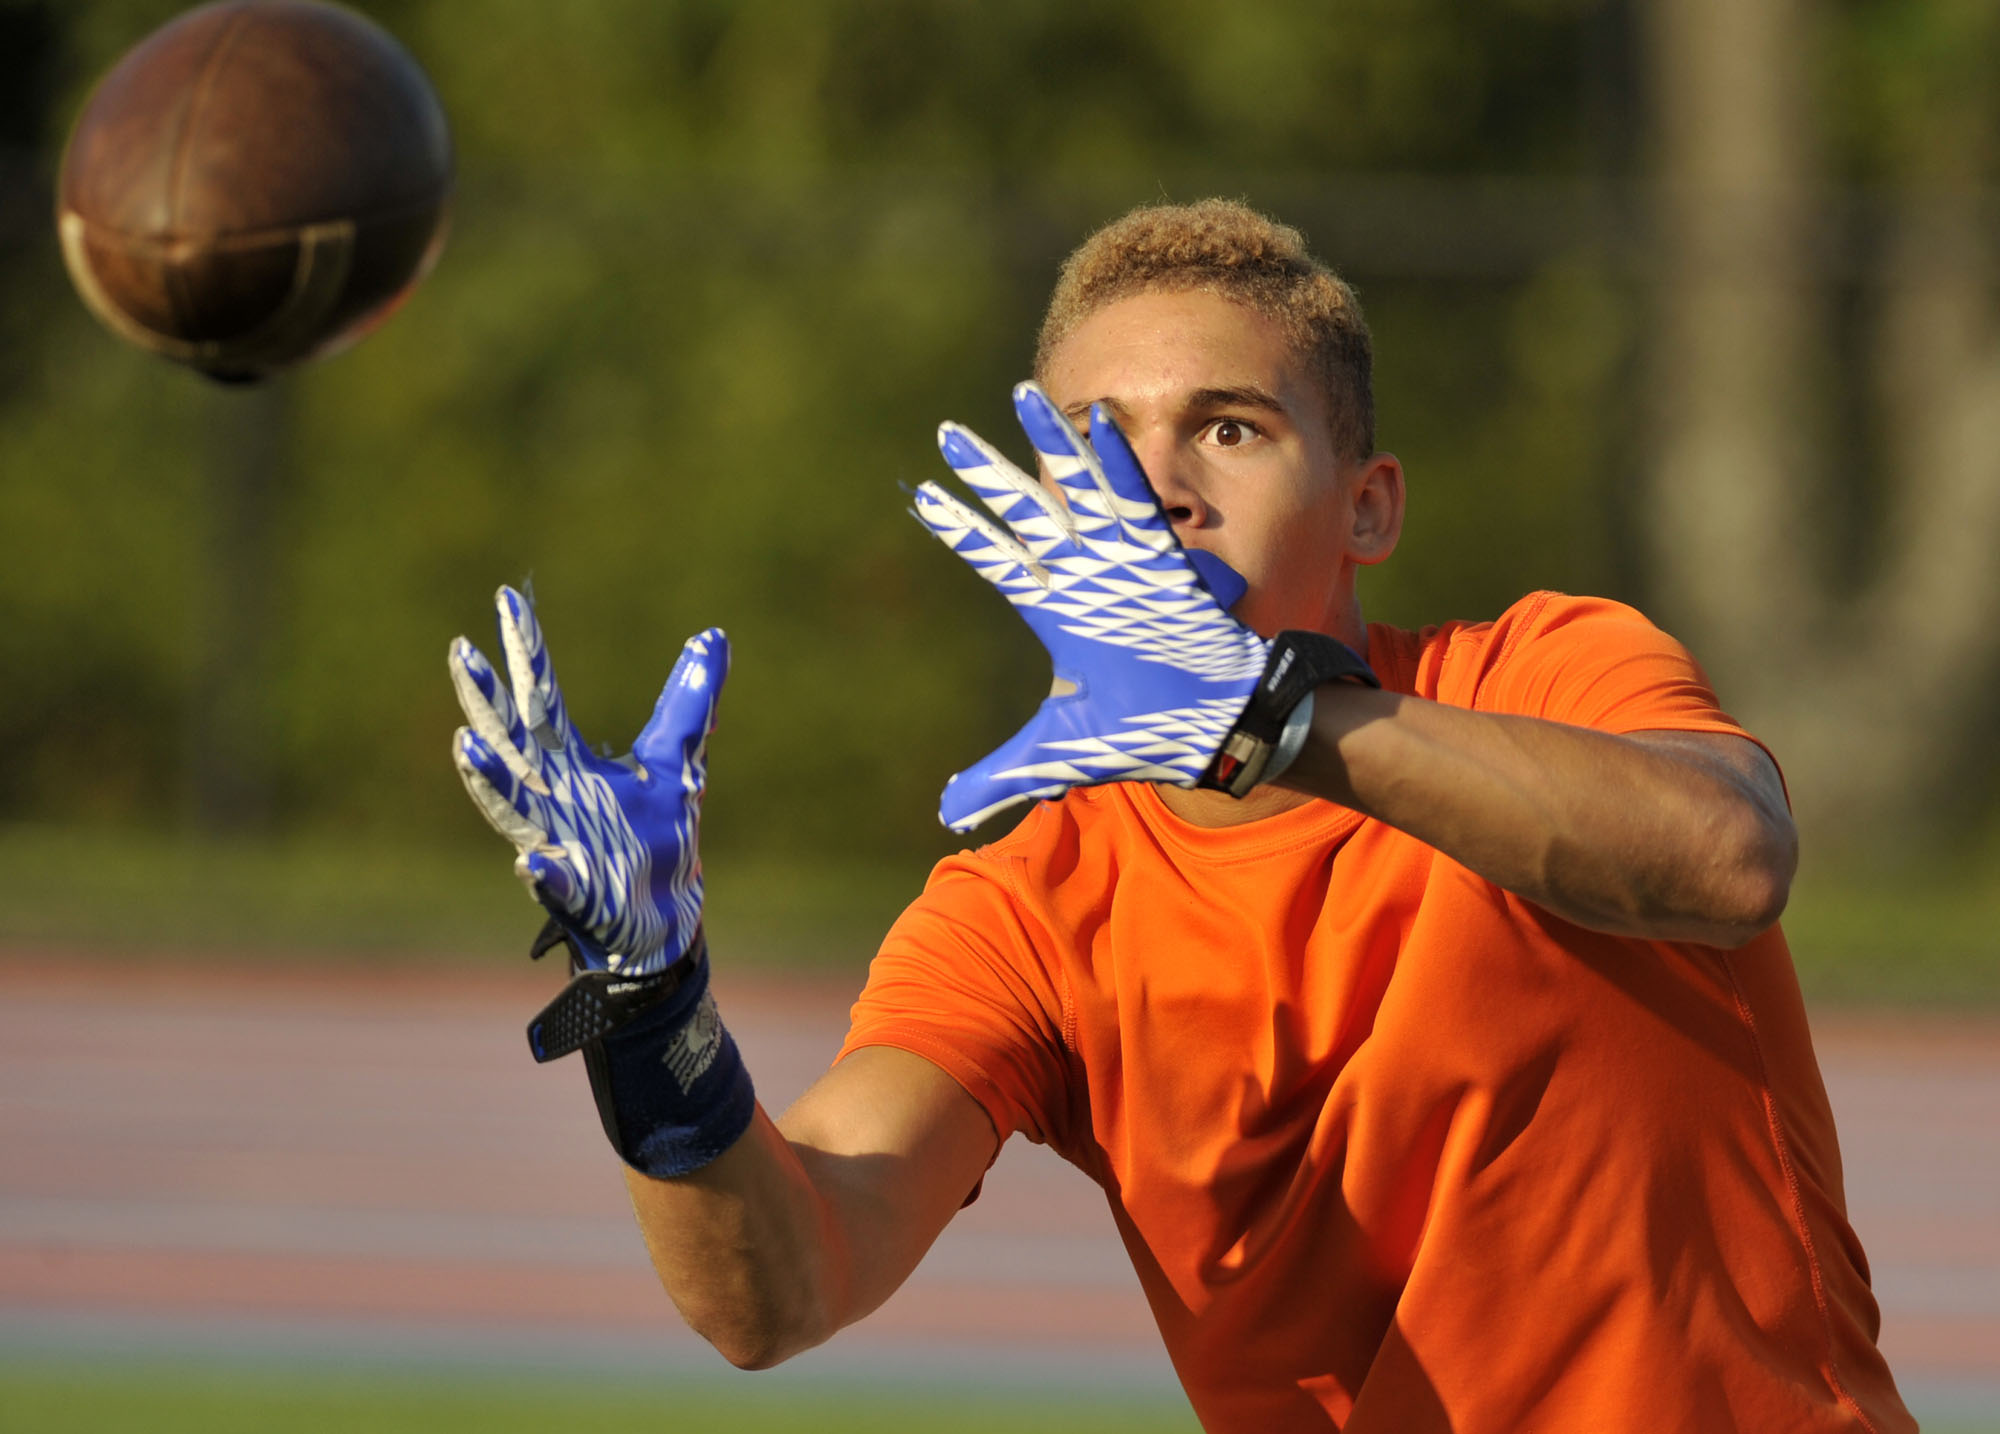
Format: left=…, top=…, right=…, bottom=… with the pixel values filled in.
left=1202, top=417, right=1259, bottom=448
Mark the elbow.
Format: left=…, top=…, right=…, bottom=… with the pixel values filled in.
left=1712, top=873, right=1790, bottom=950
left=695, top=1314, right=815, bottom=1373
left=1708, top=809, right=1798, bottom=948
left=714, top=1332, right=801, bottom=1373
left=683, top=1288, right=837, bottom=1372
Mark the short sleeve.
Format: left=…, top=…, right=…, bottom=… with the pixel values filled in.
left=1467, top=593, right=1759, bottom=742
left=838, top=852, right=1072, bottom=1150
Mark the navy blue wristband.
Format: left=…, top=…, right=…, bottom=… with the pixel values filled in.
left=525, top=914, right=756, bottom=1178
left=583, top=954, right=756, bottom=1177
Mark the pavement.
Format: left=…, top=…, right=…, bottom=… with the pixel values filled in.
left=0, top=954, right=1994, bottom=1423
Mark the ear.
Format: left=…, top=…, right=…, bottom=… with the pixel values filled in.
left=1348, top=453, right=1404, bottom=566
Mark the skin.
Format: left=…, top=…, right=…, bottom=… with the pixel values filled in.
left=624, top=285, right=1799, bottom=1370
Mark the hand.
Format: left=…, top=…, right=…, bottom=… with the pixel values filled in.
left=912, top=382, right=1271, bottom=831
left=449, top=586, right=727, bottom=974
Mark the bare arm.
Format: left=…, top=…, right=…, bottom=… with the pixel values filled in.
left=1276, top=685, right=1797, bottom=947
left=621, top=1045, right=999, bottom=1370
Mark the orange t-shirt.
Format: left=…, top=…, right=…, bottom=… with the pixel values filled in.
left=840, top=593, right=1912, bottom=1434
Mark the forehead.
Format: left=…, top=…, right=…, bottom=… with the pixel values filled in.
left=1041, top=288, right=1306, bottom=411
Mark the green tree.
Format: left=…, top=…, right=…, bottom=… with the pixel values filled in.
left=14, top=0, right=1984, bottom=873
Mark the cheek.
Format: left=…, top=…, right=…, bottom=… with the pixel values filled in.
left=1254, top=476, right=1343, bottom=546
left=1257, top=492, right=1348, bottom=588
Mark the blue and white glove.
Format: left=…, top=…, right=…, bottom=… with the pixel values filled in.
left=449, top=585, right=721, bottom=976
left=912, top=382, right=1273, bottom=831
left=448, top=587, right=753, bottom=1177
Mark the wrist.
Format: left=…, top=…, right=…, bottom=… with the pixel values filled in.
left=1199, top=630, right=1378, bottom=798
left=1260, top=689, right=1316, bottom=785
left=1268, top=679, right=1400, bottom=806
left=526, top=921, right=757, bottom=1178
left=587, top=953, right=756, bottom=1177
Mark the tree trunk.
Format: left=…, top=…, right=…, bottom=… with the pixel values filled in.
left=188, top=378, right=290, bottom=835
left=1643, top=0, right=2000, bottom=853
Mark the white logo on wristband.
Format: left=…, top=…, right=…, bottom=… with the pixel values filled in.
left=663, top=991, right=724, bottom=1092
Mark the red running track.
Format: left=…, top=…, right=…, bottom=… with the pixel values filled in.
left=0, top=954, right=1993, bottom=1418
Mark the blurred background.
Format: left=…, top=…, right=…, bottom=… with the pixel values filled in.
left=1, top=1, right=1996, bottom=1431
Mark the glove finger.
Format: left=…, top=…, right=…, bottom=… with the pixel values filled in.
left=936, top=421, right=1075, bottom=558
left=939, top=686, right=1240, bottom=831
left=936, top=702, right=1101, bottom=832
left=938, top=752, right=1068, bottom=833
left=633, top=627, right=731, bottom=788
left=495, top=585, right=579, bottom=755
left=453, top=727, right=555, bottom=849
left=911, top=481, right=1050, bottom=602
left=448, top=637, right=537, bottom=783
left=520, top=848, right=582, bottom=913
left=462, top=725, right=564, bottom=830
left=1011, top=383, right=1175, bottom=554
left=1082, top=400, right=1180, bottom=549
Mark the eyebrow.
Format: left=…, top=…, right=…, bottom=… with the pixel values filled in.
left=1192, top=385, right=1288, bottom=416
left=1061, top=396, right=1129, bottom=426
left=1060, top=384, right=1289, bottom=426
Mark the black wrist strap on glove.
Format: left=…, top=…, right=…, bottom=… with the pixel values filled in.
left=525, top=916, right=703, bottom=1063
left=524, top=915, right=755, bottom=1177
left=1198, top=629, right=1379, bottom=798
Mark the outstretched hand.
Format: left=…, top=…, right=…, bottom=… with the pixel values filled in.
left=912, top=382, right=1270, bottom=831
left=449, top=586, right=726, bottom=974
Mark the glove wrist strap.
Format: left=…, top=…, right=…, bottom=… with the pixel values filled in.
left=1199, top=629, right=1378, bottom=798
left=525, top=924, right=703, bottom=1063
left=525, top=918, right=756, bottom=1177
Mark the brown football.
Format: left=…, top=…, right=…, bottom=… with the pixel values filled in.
left=56, top=0, right=452, bottom=383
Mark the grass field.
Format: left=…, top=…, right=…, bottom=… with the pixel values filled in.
left=0, top=1367, right=1201, bottom=1434
left=1, top=821, right=1995, bottom=1005
left=2, top=824, right=1989, bottom=1430
left=1, top=1365, right=1985, bottom=1434
left=0, top=822, right=923, bottom=970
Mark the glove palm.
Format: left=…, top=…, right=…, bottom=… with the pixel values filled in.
left=449, top=586, right=725, bottom=975
left=913, top=383, right=1269, bottom=831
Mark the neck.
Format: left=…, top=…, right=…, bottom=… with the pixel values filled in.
left=1157, top=779, right=1318, bottom=827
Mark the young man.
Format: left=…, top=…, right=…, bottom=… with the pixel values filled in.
left=450, top=201, right=1913, bottom=1432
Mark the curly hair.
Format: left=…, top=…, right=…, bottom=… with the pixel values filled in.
left=1034, top=199, right=1375, bottom=459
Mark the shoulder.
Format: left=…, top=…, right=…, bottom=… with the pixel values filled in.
left=1369, top=592, right=1744, bottom=734
left=851, top=795, right=1104, bottom=1150
left=1369, top=593, right=1672, bottom=689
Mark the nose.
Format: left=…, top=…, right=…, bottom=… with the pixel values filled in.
left=1129, top=429, right=1211, bottom=530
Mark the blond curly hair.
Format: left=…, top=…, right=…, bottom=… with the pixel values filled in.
left=1035, top=199, right=1374, bottom=459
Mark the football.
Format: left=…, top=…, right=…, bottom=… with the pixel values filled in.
left=56, top=0, right=453, bottom=383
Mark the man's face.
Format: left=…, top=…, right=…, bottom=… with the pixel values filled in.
left=1040, top=288, right=1392, bottom=641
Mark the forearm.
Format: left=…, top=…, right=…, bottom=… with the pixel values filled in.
left=623, top=1107, right=850, bottom=1370
left=1277, top=685, right=1796, bottom=945
left=618, top=1046, right=997, bottom=1371
left=448, top=596, right=983, bottom=1366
